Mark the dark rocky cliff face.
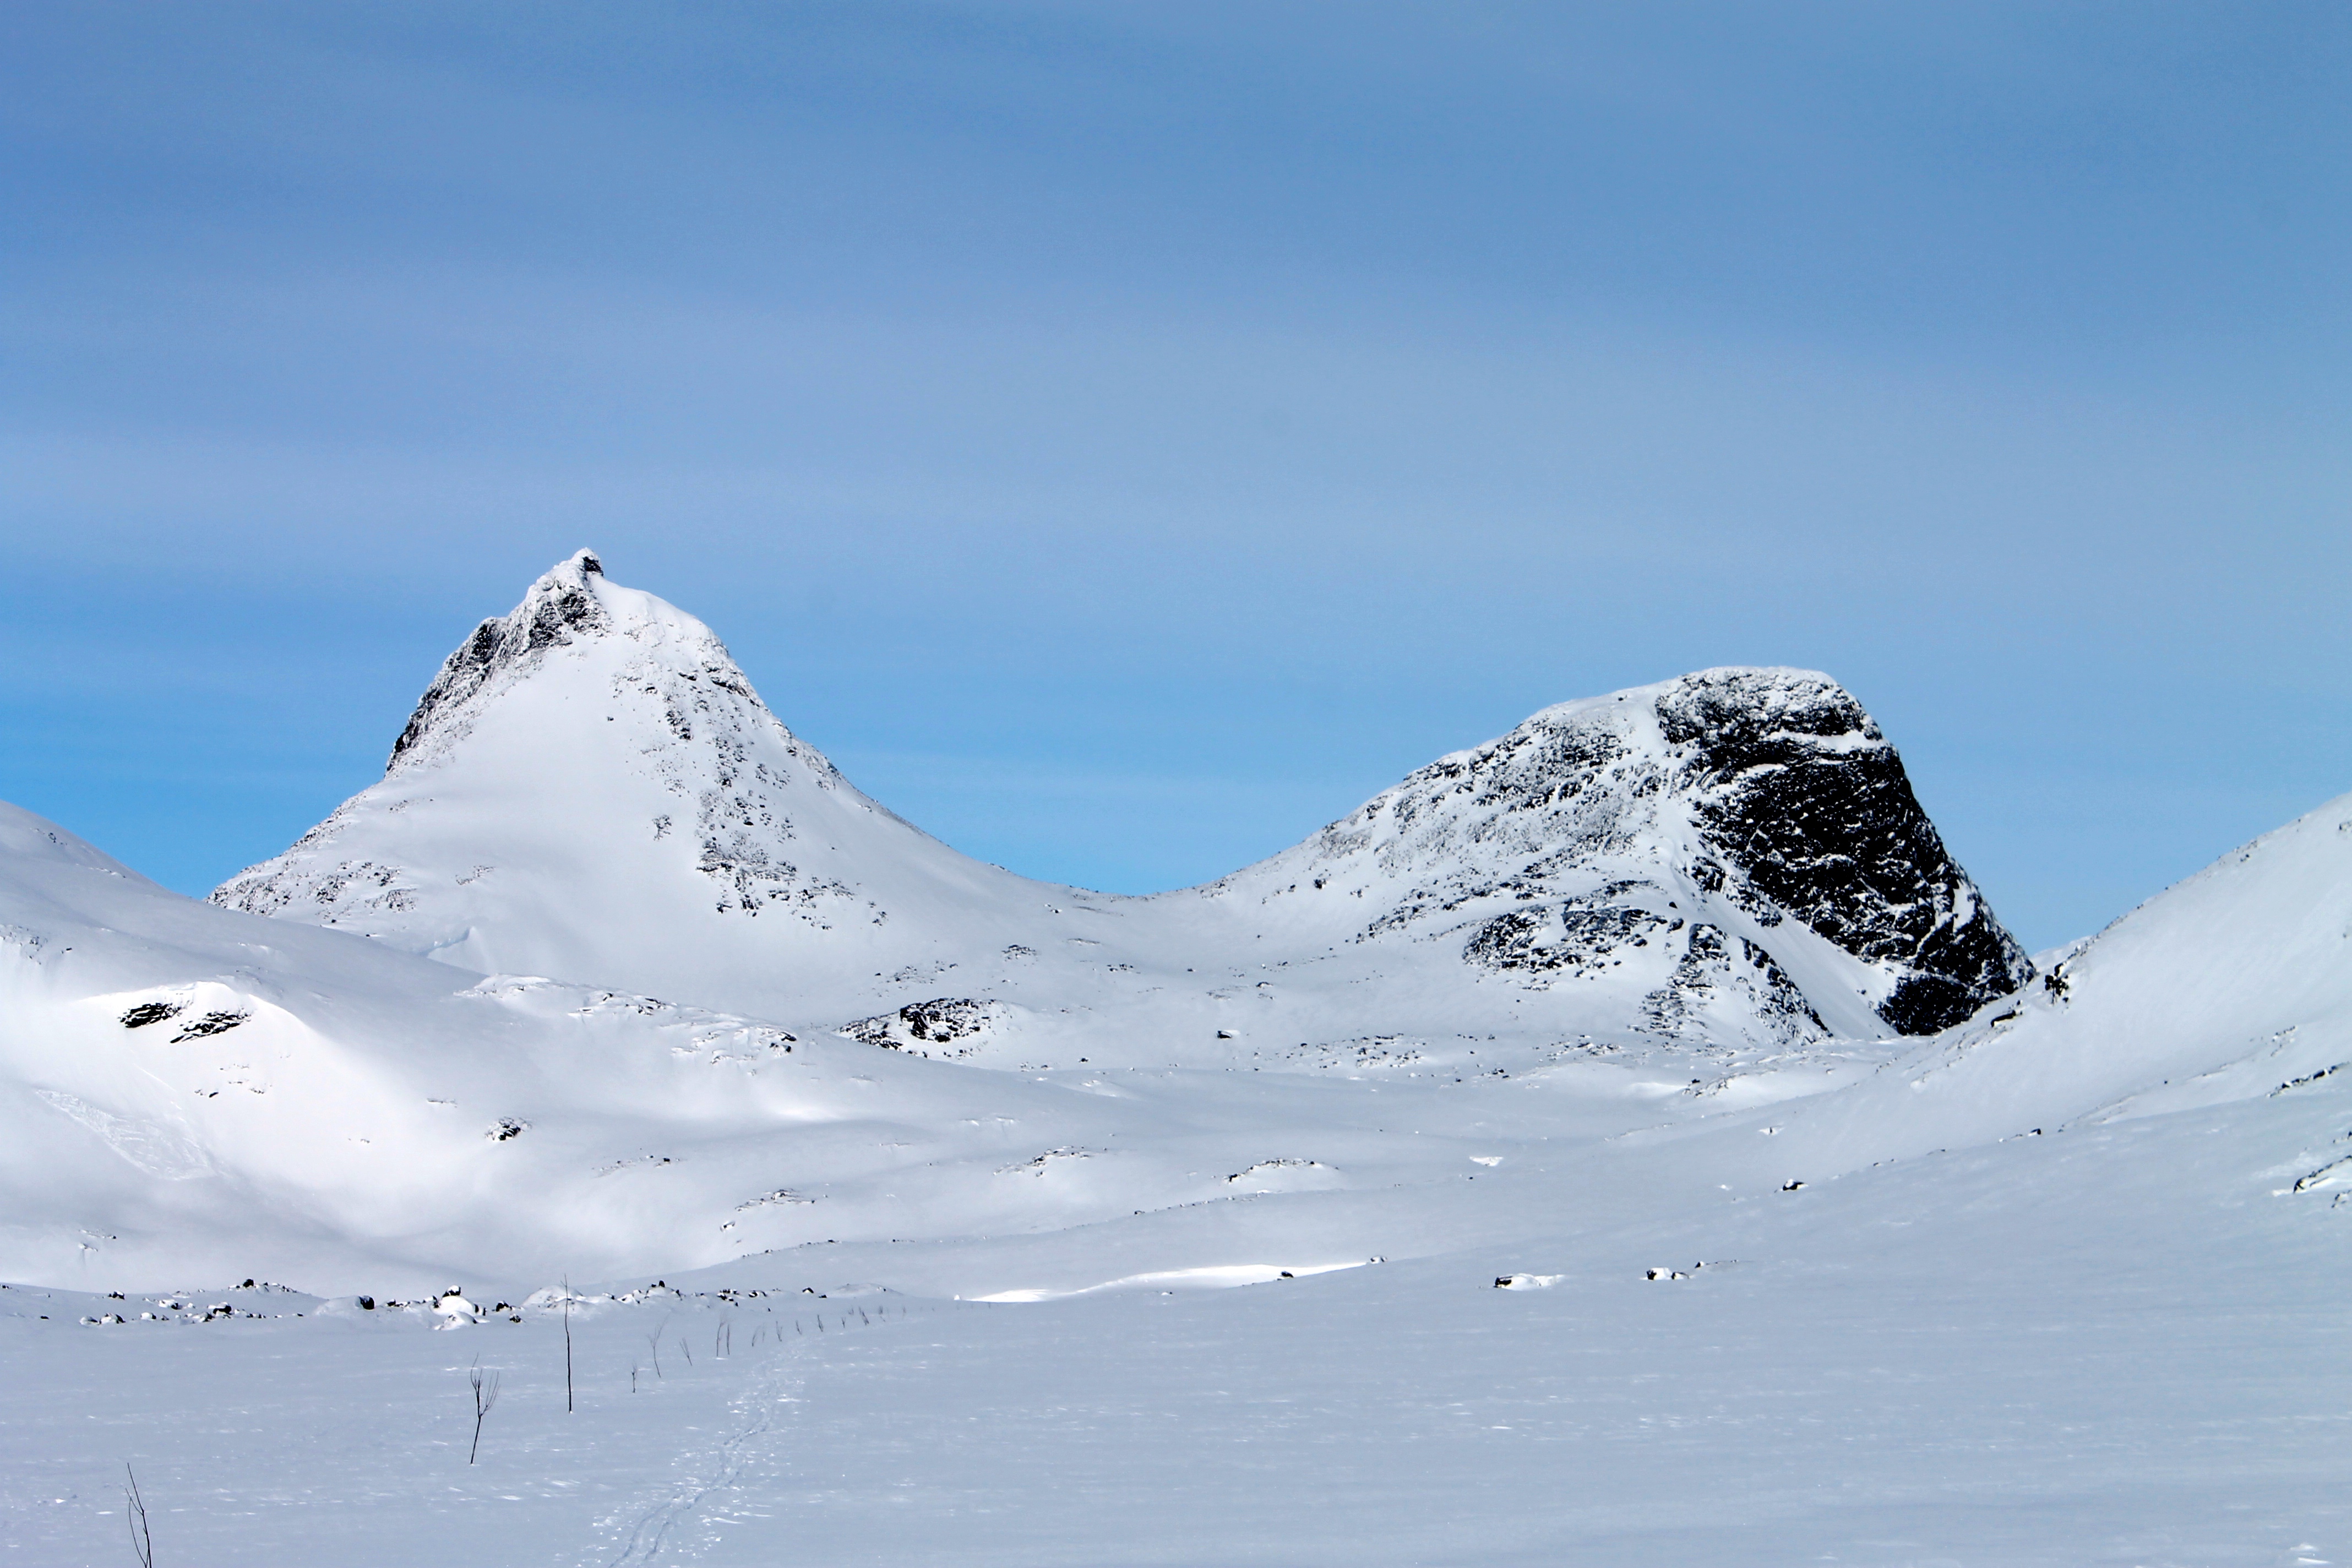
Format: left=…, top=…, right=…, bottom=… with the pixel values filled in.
left=1656, top=670, right=2033, bottom=1033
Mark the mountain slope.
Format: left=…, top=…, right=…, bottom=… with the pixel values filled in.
left=12, top=781, right=2347, bottom=1293
left=0, top=801, right=1183, bottom=1288
left=0, top=799, right=1891, bottom=1292
left=1760, top=786, right=2352, bottom=1175
left=215, top=553, right=2029, bottom=1058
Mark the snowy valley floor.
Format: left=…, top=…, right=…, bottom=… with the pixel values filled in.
left=7, top=1074, right=2348, bottom=1568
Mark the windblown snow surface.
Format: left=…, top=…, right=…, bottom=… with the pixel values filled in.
left=4, top=556, right=2348, bottom=1566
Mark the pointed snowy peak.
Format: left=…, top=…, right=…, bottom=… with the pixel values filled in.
left=213, top=554, right=1035, bottom=1010
left=390, top=549, right=623, bottom=769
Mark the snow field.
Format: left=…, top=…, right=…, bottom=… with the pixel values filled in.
left=6, top=1081, right=2348, bottom=1566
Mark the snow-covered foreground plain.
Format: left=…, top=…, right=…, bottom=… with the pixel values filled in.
left=8, top=1084, right=2348, bottom=1566
left=6, top=556, right=2350, bottom=1564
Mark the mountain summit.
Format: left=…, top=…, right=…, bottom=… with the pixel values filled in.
left=216, top=549, right=1046, bottom=994
left=1214, top=667, right=2029, bottom=1036
left=388, top=547, right=618, bottom=769
left=217, top=556, right=2029, bottom=1058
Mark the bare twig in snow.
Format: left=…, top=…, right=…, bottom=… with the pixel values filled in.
left=562, top=1277, right=574, bottom=1414
left=468, top=1362, right=501, bottom=1464
left=123, top=1463, right=153, bottom=1568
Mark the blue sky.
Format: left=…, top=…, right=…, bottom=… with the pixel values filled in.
left=6, top=2, right=2347, bottom=951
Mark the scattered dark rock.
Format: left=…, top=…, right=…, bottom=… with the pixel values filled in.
left=1466, top=901, right=1672, bottom=977
left=842, top=998, right=997, bottom=1054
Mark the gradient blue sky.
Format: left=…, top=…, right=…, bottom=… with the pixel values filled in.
left=6, top=2, right=2348, bottom=951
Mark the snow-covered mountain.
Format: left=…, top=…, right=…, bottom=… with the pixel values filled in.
left=214, top=551, right=1048, bottom=996
left=1201, top=664, right=2030, bottom=1038
left=214, top=552, right=2028, bottom=1060
left=12, top=555, right=2345, bottom=1567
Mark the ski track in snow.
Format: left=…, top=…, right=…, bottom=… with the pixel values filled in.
left=592, top=1299, right=946, bottom=1566
left=594, top=1336, right=807, bottom=1566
